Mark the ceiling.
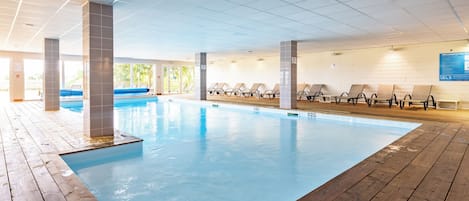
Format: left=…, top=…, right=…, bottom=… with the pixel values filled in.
left=0, top=0, right=468, bottom=61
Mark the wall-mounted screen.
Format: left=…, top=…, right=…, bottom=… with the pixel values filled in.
left=439, top=52, right=469, bottom=81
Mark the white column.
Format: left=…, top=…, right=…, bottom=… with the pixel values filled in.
left=155, top=64, right=163, bottom=95
left=9, top=56, right=24, bottom=101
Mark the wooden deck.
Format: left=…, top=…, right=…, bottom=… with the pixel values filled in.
left=0, top=101, right=141, bottom=201
left=1, top=97, right=469, bottom=201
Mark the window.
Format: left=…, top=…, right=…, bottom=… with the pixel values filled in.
left=24, top=59, right=43, bottom=100
left=0, top=58, right=9, bottom=101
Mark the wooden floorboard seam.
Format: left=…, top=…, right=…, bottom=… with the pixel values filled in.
left=443, top=145, right=469, bottom=201
left=5, top=108, right=46, bottom=201
left=443, top=125, right=469, bottom=201
left=331, top=123, right=449, bottom=201
left=407, top=125, right=468, bottom=201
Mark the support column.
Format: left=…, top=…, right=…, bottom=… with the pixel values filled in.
left=194, top=53, right=207, bottom=100
left=43, top=38, right=60, bottom=111
left=153, top=64, right=163, bottom=95
left=280, top=41, right=297, bottom=109
left=82, top=1, right=114, bottom=137
left=9, top=56, right=24, bottom=101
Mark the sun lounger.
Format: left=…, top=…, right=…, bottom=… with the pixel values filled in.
left=367, top=84, right=398, bottom=108
left=207, top=83, right=218, bottom=95
left=296, top=84, right=311, bottom=100
left=306, top=84, right=325, bottom=102
left=399, top=85, right=436, bottom=110
left=262, top=84, right=280, bottom=99
left=333, top=84, right=366, bottom=104
left=241, top=83, right=264, bottom=97
left=224, top=83, right=245, bottom=96
left=212, top=83, right=228, bottom=95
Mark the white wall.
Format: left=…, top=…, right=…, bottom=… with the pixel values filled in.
left=207, top=40, right=469, bottom=108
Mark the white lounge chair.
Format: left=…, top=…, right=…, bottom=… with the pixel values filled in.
left=262, top=84, right=280, bottom=99
left=399, top=85, right=435, bottom=110
left=333, top=84, right=366, bottom=104
left=224, top=83, right=245, bottom=96
left=296, top=84, right=311, bottom=100
left=241, top=83, right=264, bottom=97
left=368, top=84, right=397, bottom=108
left=306, top=84, right=325, bottom=102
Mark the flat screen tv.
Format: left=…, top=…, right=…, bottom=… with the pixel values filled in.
left=439, top=52, right=469, bottom=81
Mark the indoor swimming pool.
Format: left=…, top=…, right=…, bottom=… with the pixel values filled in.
left=61, top=98, right=420, bottom=201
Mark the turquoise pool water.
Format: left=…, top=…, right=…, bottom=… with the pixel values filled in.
left=61, top=98, right=419, bottom=201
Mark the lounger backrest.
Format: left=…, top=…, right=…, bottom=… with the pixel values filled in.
left=233, top=83, right=244, bottom=89
left=412, top=85, right=432, bottom=100
left=216, top=83, right=227, bottom=90
left=309, top=84, right=324, bottom=94
left=208, top=83, right=217, bottom=89
left=348, top=84, right=365, bottom=97
left=377, top=84, right=394, bottom=98
left=272, top=84, right=280, bottom=92
left=247, top=83, right=258, bottom=92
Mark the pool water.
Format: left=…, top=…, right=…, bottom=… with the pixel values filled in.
left=61, top=98, right=419, bottom=201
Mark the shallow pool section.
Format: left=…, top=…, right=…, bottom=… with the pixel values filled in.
left=61, top=98, right=420, bottom=201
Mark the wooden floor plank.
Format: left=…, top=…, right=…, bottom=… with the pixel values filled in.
left=330, top=124, right=446, bottom=201
left=370, top=123, right=462, bottom=201
left=21, top=103, right=75, bottom=151
left=8, top=106, right=67, bottom=201
left=407, top=125, right=469, bottom=201
left=1, top=108, right=44, bottom=201
left=445, top=125, right=469, bottom=201
left=0, top=111, right=12, bottom=201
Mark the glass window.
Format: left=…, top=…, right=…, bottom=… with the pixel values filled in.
left=0, top=58, right=9, bottom=101
left=62, top=61, right=83, bottom=89
left=24, top=59, right=43, bottom=100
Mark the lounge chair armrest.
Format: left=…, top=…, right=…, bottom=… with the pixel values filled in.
left=340, top=92, right=348, bottom=97
left=370, top=93, right=377, bottom=99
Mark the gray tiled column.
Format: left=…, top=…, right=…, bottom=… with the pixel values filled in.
left=194, top=52, right=207, bottom=100
left=82, top=1, right=114, bottom=137
left=43, top=38, right=60, bottom=111
left=280, top=41, right=297, bottom=109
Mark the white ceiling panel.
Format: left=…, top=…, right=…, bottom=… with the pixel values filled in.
left=0, top=0, right=467, bottom=61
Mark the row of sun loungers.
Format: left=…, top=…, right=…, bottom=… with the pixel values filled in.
left=208, top=83, right=436, bottom=110
left=208, top=82, right=326, bottom=100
